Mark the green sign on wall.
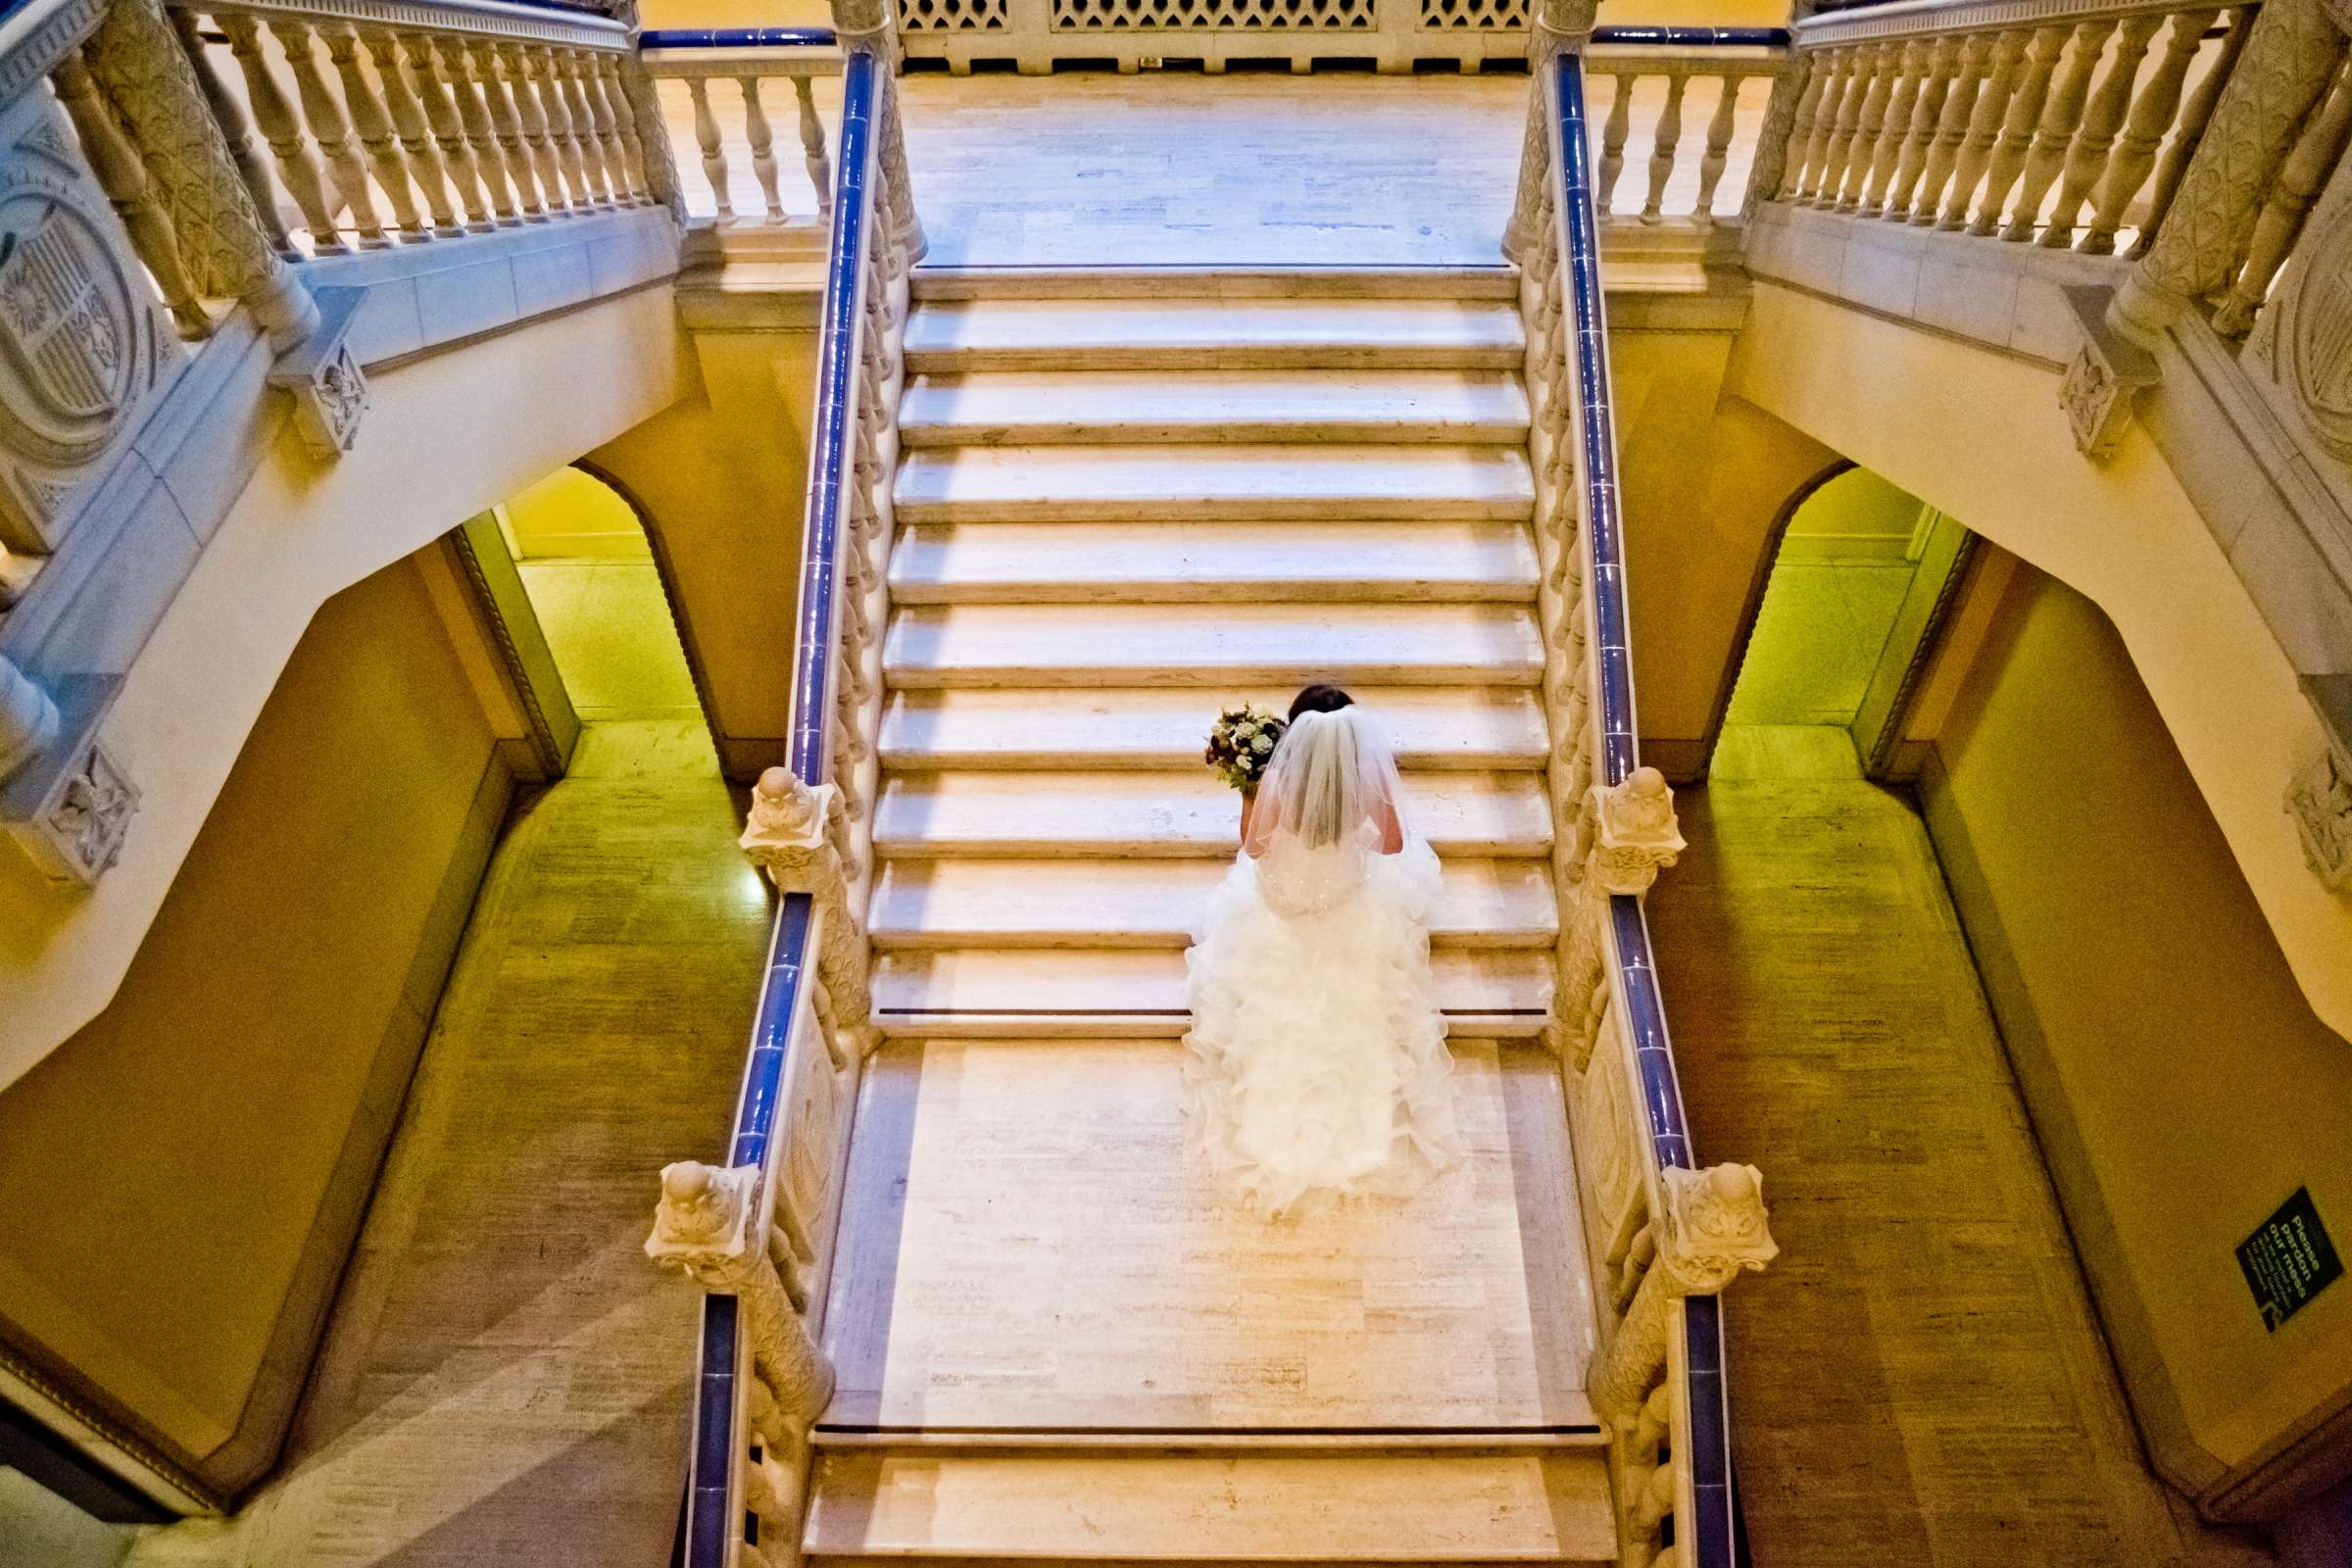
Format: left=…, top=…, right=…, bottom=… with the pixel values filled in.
left=2236, top=1187, right=2342, bottom=1332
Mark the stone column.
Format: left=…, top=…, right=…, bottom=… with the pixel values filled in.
left=741, top=769, right=877, bottom=1060
left=2108, top=0, right=2349, bottom=341
left=1502, top=0, right=1601, bottom=262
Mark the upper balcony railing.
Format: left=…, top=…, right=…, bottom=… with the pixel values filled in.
left=640, top=25, right=840, bottom=228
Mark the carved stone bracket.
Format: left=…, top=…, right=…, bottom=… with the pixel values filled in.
left=1, top=671, right=134, bottom=886
left=2286, top=732, right=2352, bottom=891
left=266, top=285, right=367, bottom=458
left=1588, top=1162, right=1776, bottom=1424
left=2061, top=283, right=2160, bottom=460
left=1586, top=765, right=1686, bottom=895
left=742, top=766, right=876, bottom=1054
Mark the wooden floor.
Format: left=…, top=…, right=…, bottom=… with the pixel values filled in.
left=1645, top=725, right=2274, bottom=1568
left=193, top=721, right=767, bottom=1568
left=825, top=1040, right=1596, bottom=1433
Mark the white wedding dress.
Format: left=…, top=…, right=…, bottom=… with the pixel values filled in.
left=1182, top=706, right=1461, bottom=1214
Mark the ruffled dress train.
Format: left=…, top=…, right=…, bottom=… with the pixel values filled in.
left=1181, top=836, right=1461, bottom=1214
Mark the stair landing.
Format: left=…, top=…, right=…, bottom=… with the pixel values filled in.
left=822, top=1040, right=1598, bottom=1436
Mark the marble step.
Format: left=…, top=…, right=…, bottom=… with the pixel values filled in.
left=887, top=520, right=1541, bottom=604
left=871, top=947, right=1554, bottom=1039
left=909, top=266, right=1522, bottom=301
left=898, top=369, right=1530, bottom=447
left=804, top=1449, right=1614, bottom=1563
left=873, top=770, right=1551, bottom=859
left=903, top=297, right=1527, bottom=372
left=879, top=687, right=1550, bottom=772
left=866, top=858, right=1557, bottom=950
left=883, top=604, right=1545, bottom=689
left=895, top=444, right=1535, bottom=525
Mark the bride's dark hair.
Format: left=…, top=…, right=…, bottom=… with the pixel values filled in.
left=1288, top=684, right=1354, bottom=722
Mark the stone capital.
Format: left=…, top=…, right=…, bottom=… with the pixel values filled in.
left=1655, top=1162, right=1779, bottom=1295
left=1586, top=765, right=1686, bottom=895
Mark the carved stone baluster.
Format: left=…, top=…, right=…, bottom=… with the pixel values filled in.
left=323, top=25, right=422, bottom=240
left=536, top=47, right=599, bottom=209
left=1858, top=39, right=1928, bottom=214
left=0, top=655, right=58, bottom=784
left=1587, top=1164, right=1778, bottom=1426
left=169, top=12, right=286, bottom=255
left=556, top=51, right=615, bottom=206
left=468, top=39, right=544, bottom=220
left=739, top=74, right=786, bottom=221
left=404, top=32, right=494, bottom=228
left=79, top=0, right=318, bottom=347
left=2041, top=15, right=2162, bottom=249
left=684, top=77, right=732, bottom=220
left=1970, top=25, right=2068, bottom=236
left=436, top=35, right=518, bottom=223
left=595, top=55, right=653, bottom=203
left=1596, top=71, right=1634, bottom=218
left=611, top=49, right=687, bottom=220
left=2131, top=7, right=2252, bottom=259
left=1939, top=28, right=2027, bottom=228
left=1911, top=32, right=1991, bottom=224
left=366, top=30, right=462, bottom=235
left=1806, top=37, right=1882, bottom=208
left=2112, top=0, right=2347, bottom=336
left=2212, top=62, right=2352, bottom=337
left=877, top=87, right=925, bottom=262
left=52, top=49, right=210, bottom=333
left=574, top=51, right=634, bottom=204
left=1692, top=72, right=1740, bottom=222
left=218, top=13, right=342, bottom=252
left=499, top=43, right=570, bottom=214
left=1747, top=52, right=1813, bottom=206
left=2002, top=19, right=2120, bottom=241
left=793, top=74, right=833, bottom=218
left=1789, top=46, right=1852, bottom=202
left=1501, top=0, right=1599, bottom=260
left=272, top=21, right=384, bottom=248
left=741, top=770, right=877, bottom=1044
left=1883, top=36, right=1959, bottom=220
left=2082, top=9, right=2220, bottom=256
left=1640, top=72, right=1688, bottom=224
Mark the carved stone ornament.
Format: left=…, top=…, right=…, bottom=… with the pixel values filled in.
left=645, top=1159, right=761, bottom=1282
left=6, top=729, right=136, bottom=885
left=1656, top=1162, right=1780, bottom=1292
left=2249, top=166, right=2352, bottom=465
left=1586, top=765, right=1686, bottom=895
left=266, top=285, right=367, bottom=460
left=0, top=90, right=175, bottom=552
left=2060, top=284, right=2158, bottom=461
left=2285, top=740, right=2352, bottom=891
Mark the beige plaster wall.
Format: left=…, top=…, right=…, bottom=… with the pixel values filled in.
left=0, top=552, right=514, bottom=1498
left=1729, top=279, right=2352, bottom=1049
left=1923, top=564, right=2352, bottom=1512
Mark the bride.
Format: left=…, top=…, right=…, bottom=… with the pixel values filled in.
left=1183, top=686, right=1461, bottom=1214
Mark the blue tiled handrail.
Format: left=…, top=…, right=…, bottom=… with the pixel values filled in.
left=1591, top=24, right=1789, bottom=46
left=680, top=47, right=879, bottom=1568
left=639, top=25, right=839, bottom=47
left=1548, top=49, right=1739, bottom=1568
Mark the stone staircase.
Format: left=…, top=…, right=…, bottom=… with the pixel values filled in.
left=808, top=271, right=1611, bottom=1565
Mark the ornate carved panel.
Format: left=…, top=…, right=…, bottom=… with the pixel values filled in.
left=2248, top=161, right=2352, bottom=465
left=1420, top=0, right=1527, bottom=29
left=902, top=0, right=1010, bottom=31
left=0, top=87, right=177, bottom=554
left=1051, top=0, right=1377, bottom=30
left=775, top=1014, right=842, bottom=1266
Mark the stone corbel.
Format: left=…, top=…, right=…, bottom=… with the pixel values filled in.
left=0, top=670, right=136, bottom=887
left=2286, top=681, right=2352, bottom=892
left=1585, top=765, right=1687, bottom=895
left=742, top=767, right=877, bottom=1054
left=2060, top=285, right=2160, bottom=461
left=266, top=286, right=367, bottom=460
left=1588, top=1163, right=1777, bottom=1424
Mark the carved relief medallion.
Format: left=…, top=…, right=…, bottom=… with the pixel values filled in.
left=2270, top=191, right=2352, bottom=463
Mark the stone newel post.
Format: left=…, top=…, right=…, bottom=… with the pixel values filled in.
left=1502, top=0, right=1602, bottom=262
left=1588, top=1163, right=1778, bottom=1426
left=1557, top=766, right=1686, bottom=1067
left=831, top=0, right=927, bottom=265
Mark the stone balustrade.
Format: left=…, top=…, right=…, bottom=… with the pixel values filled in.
left=649, top=6, right=920, bottom=1563
left=1586, top=30, right=1787, bottom=229
left=170, top=0, right=672, bottom=257
left=1760, top=0, right=2260, bottom=257
left=640, top=28, right=839, bottom=226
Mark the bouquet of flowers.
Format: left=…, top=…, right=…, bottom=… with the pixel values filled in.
left=1205, top=706, right=1287, bottom=796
